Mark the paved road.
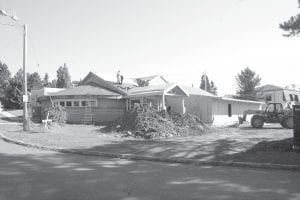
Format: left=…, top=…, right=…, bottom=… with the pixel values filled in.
left=0, top=140, right=300, bottom=200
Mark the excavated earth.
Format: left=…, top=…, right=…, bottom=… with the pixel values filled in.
left=104, top=105, right=208, bottom=139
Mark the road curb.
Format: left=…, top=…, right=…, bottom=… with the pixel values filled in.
left=1, top=132, right=300, bottom=171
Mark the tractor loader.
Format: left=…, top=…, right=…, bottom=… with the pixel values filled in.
left=238, top=102, right=294, bottom=129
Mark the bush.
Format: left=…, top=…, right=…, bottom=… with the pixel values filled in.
left=46, top=105, right=67, bottom=124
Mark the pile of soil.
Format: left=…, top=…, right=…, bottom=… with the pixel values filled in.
left=104, top=105, right=208, bottom=139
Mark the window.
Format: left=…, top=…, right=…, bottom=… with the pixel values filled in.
left=66, top=101, right=72, bottom=107
left=81, top=101, right=87, bottom=107
left=130, top=99, right=140, bottom=109
left=267, top=104, right=275, bottom=112
left=265, top=95, right=272, bottom=102
left=59, top=101, right=65, bottom=107
left=295, top=95, right=299, bottom=102
left=289, top=94, right=294, bottom=101
left=73, top=101, right=80, bottom=107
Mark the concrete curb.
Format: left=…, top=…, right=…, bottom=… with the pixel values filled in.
left=1, top=132, right=300, bottom=171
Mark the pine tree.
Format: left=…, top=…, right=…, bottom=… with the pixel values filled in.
left=279, top=1, right=300, bottom=36
left=43, top=73, right=50, bottom=87
left=56, top=63, right=71, bottom=88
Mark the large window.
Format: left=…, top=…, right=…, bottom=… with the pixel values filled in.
left=290, top=94, right=294, bottom=101
left=54, top=99, right=97, bottom=107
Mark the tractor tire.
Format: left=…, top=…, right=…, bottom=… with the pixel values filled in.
left=251, top=115, right=264, bottom=128
left=282, top=116, right=293, bottom=129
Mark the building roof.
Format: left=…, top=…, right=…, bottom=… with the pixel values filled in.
left=81, top=72, right=127, bottom=95
left=217, top=97, right=264, bottom=104
left=180, top=86, right=216, bottom=97
left=50, top=85, right=121, bottom=97
left=126, top=83, right=189, bottom=97
left=255, top=84, right=284, bottom=92
left=133, top=75, right=168, bottom=84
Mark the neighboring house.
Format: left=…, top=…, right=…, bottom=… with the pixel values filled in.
left=255, top=84, right=300, bottom=105
left=133, top=75, right=168, bottom=86
left=34, top=71, right=264, bottom=125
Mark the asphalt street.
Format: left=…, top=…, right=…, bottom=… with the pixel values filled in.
left=0, top=139, right=300, bottom=200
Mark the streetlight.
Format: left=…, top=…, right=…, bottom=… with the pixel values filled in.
left=0, top=9, right=29, bottom=131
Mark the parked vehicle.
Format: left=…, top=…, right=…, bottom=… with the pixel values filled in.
left=238, top=102, right=294, bottom=129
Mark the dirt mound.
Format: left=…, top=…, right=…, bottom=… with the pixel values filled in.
left=104, top=105, right=208, bottom=139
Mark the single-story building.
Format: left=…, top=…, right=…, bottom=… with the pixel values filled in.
left=32, top=72, right=264, bottom=125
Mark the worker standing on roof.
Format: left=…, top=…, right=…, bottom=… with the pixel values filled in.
left=120, top=74, right=124, bottom=85
left=117, top=70, right=121, bottom=84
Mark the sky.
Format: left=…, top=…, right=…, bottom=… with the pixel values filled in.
left=0, top=0, right=300, bottom=96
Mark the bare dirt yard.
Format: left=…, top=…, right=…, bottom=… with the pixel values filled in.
left=0, top=112, right=298, bottom=166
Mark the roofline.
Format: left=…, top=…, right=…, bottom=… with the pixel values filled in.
left=217, top=97, right=264, bottom=104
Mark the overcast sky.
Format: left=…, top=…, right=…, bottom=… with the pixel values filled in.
left=0, top=0, right=300, bottom=95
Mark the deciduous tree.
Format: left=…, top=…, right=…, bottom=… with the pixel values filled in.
left=235, top=67, right=261, bottom=100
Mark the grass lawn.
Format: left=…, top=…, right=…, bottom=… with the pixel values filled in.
left=0, top=121, right=299, bottom=166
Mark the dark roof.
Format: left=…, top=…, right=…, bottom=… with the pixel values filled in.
left=50, top=85, right=121, bottom=96
left=81, top=72, right=127, bottom=95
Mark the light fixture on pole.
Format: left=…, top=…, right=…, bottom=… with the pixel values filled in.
left=0, top=9, right=29, bottom=131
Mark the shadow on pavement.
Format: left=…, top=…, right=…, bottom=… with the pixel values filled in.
left=220, top=138, right=300, bottom=165
left=0, top=148, right=300, bottom=200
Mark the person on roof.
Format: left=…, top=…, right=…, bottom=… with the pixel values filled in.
left=117, top=70, right=121, bottom=84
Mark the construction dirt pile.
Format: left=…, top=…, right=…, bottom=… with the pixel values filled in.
left=103, top=105, right=208, bottom=139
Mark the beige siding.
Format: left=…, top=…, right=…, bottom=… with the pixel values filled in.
left=184, top=95, right=213, bottom=123
left=40, top=97, right=125, bottom=124
left=212, top=98, right=262, bottom=116
left=165, top=96, right=184, bottom=114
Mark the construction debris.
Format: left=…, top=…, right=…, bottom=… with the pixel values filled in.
left=104, top=105, right=208, bottom=139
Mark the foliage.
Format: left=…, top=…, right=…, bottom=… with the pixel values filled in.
left=199, top=73, right=217, bottom=95
left=279, top=2, right=300, bottom=37
left=50, top=79, right=57, bottom=88
left=210, top=81, right=218, bottom=96
left=27, top=72, right=43, bottom=91
left=2, top=69, right=24, bottom=109
left=0, top=61, right=11, bottom=99
left=43, top=73, right=50, bottom=87
left=235, top=67, right=261, bottom=100
left=46, top=105, right=67, bottom=124
left=56, top=63, right=71, bottom=88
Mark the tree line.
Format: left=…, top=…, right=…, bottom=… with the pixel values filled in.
left=0, top=61, right=72, bottom=109
left=200, top=67, right=262, bottom=101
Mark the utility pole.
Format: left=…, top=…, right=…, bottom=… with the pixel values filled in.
left=23, top=24, right=29, bottom=131
left=0, top=10, right=29, bottom=131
